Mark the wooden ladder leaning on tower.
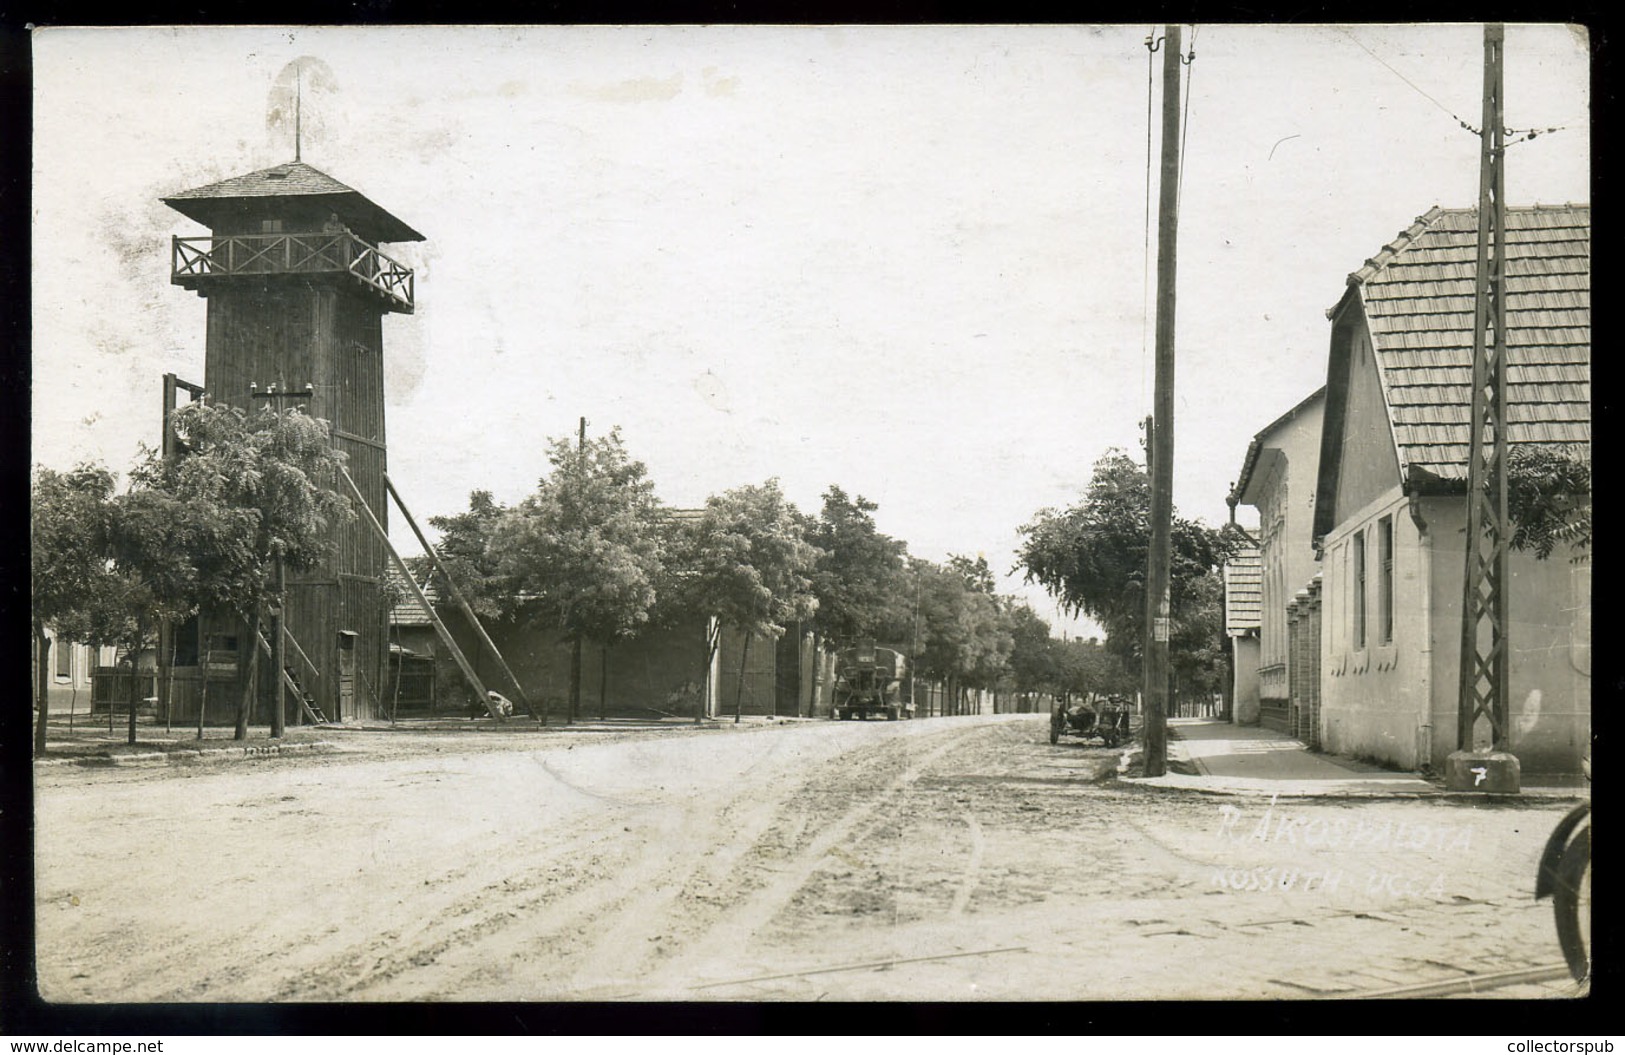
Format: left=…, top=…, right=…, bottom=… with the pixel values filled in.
left=252, top=622, right=329, bottom=725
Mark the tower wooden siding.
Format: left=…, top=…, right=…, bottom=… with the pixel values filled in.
left=195, top=281, right=392, bottom=721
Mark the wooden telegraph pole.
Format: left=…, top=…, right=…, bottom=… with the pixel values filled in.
left=1142, top=24, right=1184, bottom=777
left=1450, top=24, right=1517, bottom=792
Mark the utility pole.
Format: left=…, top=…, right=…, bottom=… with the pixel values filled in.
left=1449, top=24, right=1518, bottom=792
left=159, top=373, right=204, bottom=737
left=910, top=573, right=921, bottom=717
left=1142, top=24, right=1184, bottom=777
left=251, top=381, right=313, bottom=739
left=569, top=415, right=587, bottom=725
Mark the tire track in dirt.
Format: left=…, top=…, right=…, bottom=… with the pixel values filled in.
left=357, top=726, right=949, bottom=998
left=150, top=821, right=625, bottom=1002
left=560, top=729, right=944, bottom=991
left=276, top=723, right=908, bottom=999
left=135, top=750, right=654, bottom=1000
left=634, top=724, right=987, bottom=995
left=283, top=826, right=638, bottom=1001
left=949, top=810, right=985, bottom=918
left=253, top=740, right=729, bottom=1001
left=38, top=717, right=1021, bottom=1002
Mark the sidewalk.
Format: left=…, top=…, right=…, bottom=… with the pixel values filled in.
left=1151, top=717, right=1439, bottom=796
left=1124, top=718, right=1587, bottom=798
left=32, top=711, right=813, bottom=768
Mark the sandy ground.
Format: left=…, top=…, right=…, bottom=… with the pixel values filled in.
left=32, top=714, right=1585, bottom=1002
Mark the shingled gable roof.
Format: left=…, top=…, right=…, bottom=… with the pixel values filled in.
left=1223, top=544, right=1263, bottom=635
left=1317, top=204, right=1589, bottom=531
left=1229, top=386, right=1327, bottom=508
left=163, top=160, right=425, bottom=243
left=386, top=563, right=440, bottom=627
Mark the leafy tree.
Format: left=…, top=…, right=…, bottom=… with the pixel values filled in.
left=487, top=428, right=666, bottom=722
left=1167, top=570, right=1228, bottom=710
left=105, top=486, right=245, bottom=743
left=948, top=553, right=998, bottom=595
left=422, top=489, right=512, bottom=620
left=1053, top=636, right=1137, bottom=701
left=30, top=465, right=127, bottom=753
left=1018, top=449, right=1231, bottom=682
left=1506, top=444, right=1591, bottom=560
left=673, top=479, right=819, bottom=722
left=1004, top=602, right=1059, bottom=699
left=909, top=558, right=1012, bottom=715
left=804, top=486, right=909, bottom=650
left=131, top=402, right=352, bottom=740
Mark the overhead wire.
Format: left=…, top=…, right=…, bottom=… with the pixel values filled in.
left=1177, top=24, right=1198, bottom=211
left=1334, top=23, right=1571, bottom=149
left=1334, top=24, right=1471, bottom=129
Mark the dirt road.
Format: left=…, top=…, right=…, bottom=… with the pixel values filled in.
left=33, top=715, right=1581, bottom=1001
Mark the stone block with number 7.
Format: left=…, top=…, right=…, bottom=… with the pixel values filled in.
left=1445, top=749, right=1521, bottom=793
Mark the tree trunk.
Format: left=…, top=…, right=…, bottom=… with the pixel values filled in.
left=163, top=629, right=178, bottom=734
left=734, top=630, right=751, bottom=724
left=569, top=634, right=582, bottom=725
left=600, top=642, right=609, bottom=721
left=808, top=629, right=821, bottom=718
left=34, top=621, right=51, bottom=756
left=698, top=622, right=718, bottom=724
left=127, top=615, right=144, bottom=746
left=272, top=559, right=286, bottom=739
left=197, top=617, right=208, bottom=740
left=235, top=606, right=263, bottom=741
left=157, top=620, right=169, bottom=733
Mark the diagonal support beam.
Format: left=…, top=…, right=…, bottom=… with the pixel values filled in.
left=384, top=472, right=544, bottom=724
left=338, top=466, right=502, bottom=720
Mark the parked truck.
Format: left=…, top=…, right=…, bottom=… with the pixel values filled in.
left=831, top=642, right=912, bottom=721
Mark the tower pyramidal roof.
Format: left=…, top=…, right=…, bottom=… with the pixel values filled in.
left=163, top=159, right=425, bottom=244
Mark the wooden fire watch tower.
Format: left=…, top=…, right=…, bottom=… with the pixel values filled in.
left=163, top=159, right=424, bottom=724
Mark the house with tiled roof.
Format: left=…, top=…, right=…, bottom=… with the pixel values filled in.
left=1228, top=387, right=1326, bottom=734
left=1312, top=204, right=1590, bottom=777
left=1221, top=541, right=1263, bottom=724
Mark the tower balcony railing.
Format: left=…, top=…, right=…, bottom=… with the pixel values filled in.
left=171, top=231, right=414, bottom=313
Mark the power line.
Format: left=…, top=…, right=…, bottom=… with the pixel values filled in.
left=1502, top=124, right=1571, bottom=147
left=1177, top=24, right=1197, bottom=211
left=1334, top=25, right=1570, bottom=148
left=1334, top=25, right=1472, bottom=128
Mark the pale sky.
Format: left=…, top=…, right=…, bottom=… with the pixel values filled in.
left=30, top=24, right=1591, bottom=639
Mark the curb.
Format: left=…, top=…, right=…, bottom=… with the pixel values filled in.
left=35, top=740, right=342, bottom=768
left=1116, top=777, right=1445, bottom=799
left=1116, top=773, right=1588, bottom=802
